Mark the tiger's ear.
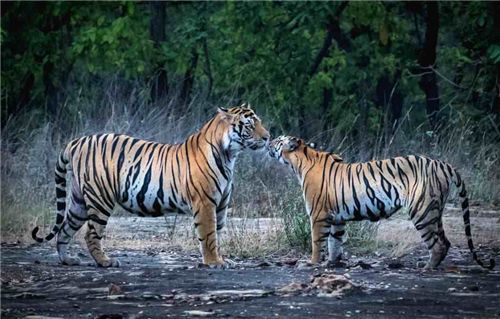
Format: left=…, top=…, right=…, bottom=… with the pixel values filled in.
left=330, top=153, right=343, bottom=162
left=240, top=102, right=251, bottom=109
left=218, top=107, right=238, bottom=122
left=218, top=106, right=229, bottom=114
left=284, top=138, right=302, bottom=152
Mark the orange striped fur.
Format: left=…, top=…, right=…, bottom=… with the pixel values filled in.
left=32, top=105, right=269, bottom=267
left=268, top=135, right=494, bottom=269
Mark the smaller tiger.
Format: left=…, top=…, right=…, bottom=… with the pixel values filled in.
left=268, top=135, right=495, bottom=269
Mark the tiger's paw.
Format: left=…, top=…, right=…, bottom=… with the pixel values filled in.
left=421, top=263, right=440, bottom=272
left=198, top=257, right=226, bottom=269
left=197, top=263, right=227, bottom=269
left=61, top=256, right=81, bottom=266
left=97, top=258, right=121, bottom=268
left=223, top=257, right=237, bottom=268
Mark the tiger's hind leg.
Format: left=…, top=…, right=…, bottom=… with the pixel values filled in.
left=428, top=218, right=450, bottom=268
left=57, top=184, right=88, bottom=266
left=327, top=223, right=346, bottom=263
left=85, top=207, right=120, bottom=268
left=412, top=205, right=450, bottom=269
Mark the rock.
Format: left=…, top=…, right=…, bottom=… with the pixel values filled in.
left=183, top=310, right=215, bottom=317
left=444, top=266, right=461, bottom=273
left=208, top=289, right=271, bottom=298
left=325, top=260, right=347, bottom=268
left=106, top=295, right=125, bottom=300
left=355, top=261, right=372, bottom=269
left=96, top=315, right=123, bottom=319
left=256, top=261, right=272, bottom=267
left=140, top=292, right=161, bottom=300
left=387, top=261, right=404, bottom=269
left=12, top=292, right=47, bottom=299
left=281, top=258, right=299, bottom=266
left=468, top=285, right=479, bottom=291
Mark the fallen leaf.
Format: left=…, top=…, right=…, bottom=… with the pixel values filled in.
left=108, top=283, right=122, bottom=296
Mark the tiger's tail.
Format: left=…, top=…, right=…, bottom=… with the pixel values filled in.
left=450, top=165, right=495, bottom=269
left=32, top=148, right=70, bottom=243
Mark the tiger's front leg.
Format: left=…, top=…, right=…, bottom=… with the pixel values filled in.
left=310, top=213, right=331, bottom=264
left=216, top=205, right=228, bottom=255
left=193, top=201, right=224, bottom=266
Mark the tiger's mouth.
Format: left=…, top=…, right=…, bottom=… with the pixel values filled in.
left=267, top=146, right=278, bottom=158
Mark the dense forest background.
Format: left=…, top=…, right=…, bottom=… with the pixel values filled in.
left=1, top=2, right=499, bottom=240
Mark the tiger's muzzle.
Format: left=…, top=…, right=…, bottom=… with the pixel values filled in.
left=267, top=140, right=279, bottom=158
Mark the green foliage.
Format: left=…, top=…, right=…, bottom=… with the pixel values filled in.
left=487, top=45, right=500, bottom=64
left=2, top=2, right=498, bottom=142
left=281, top=196, right=311, bottom=252
left=70, top=4, right=154, bottom=77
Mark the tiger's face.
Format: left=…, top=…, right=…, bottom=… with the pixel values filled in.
left=267, top=135, right=304, bottom=165
left=219, top=104, right=270, bottom=151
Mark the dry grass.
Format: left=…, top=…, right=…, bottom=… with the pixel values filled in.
left=1, top=82, right=498, bottom=259
left=59, top=216, right=291, bottom=260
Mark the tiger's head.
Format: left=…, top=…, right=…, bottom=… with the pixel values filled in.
left=268, top=135, right=342, bottom=166
left=218, top=103, right=270, bottom=151
left=267, top=135, right=305, bottom=165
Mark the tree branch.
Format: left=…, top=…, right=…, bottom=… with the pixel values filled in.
left=309, top=1, right=348, bottom=77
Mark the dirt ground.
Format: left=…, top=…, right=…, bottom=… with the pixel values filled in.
left=2, top=211, right=500, bottom=319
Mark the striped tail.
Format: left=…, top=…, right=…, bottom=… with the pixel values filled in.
left=32, top=149, right=69, bottom=243
left=451, top=167, right=495, bottom=269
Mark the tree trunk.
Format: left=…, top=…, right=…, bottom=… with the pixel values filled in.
left=150, top=1, right=169, bottom=102
left=376, top=71, right=404, bottom=146
left=309, top=2, right=349, bottom=77
left=489, top=2, right=500, bottom=118
left=42, top=62, right=59, bottom=118
left=38, top=4, right=72, bottom=120
left=321, top=87, right=333, bottom=132
left=202, top=37, right=213, bottom=99
left=418, top=1, right=442, bottom=132
left=179, top=48, right=199, bottom=107
left=357, top=99, right=370, bottom=161
left=302, top=2, right=348, bottom=138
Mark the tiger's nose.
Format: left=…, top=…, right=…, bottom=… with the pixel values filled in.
left=263, top=132, right=270, bottom=141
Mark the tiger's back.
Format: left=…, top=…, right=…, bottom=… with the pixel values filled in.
left=329, top=155, right=454, bottom=224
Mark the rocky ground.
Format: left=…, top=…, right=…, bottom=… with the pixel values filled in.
left=1, top=212, right=500, bottom=319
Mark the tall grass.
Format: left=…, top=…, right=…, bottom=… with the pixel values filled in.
left=1, top=80, right=498, bottom=259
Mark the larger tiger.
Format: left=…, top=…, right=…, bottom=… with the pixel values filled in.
left=32, top=105, right=270, bottom=267
left=268, top=135, right=495, bottom=269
